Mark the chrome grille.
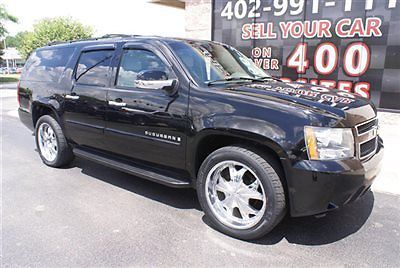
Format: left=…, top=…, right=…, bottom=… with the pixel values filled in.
left=360, top=138, right=377, bottom=158
left=357, top=119, right=377, bottom=135
left=355, top=118, right=378, bottom=161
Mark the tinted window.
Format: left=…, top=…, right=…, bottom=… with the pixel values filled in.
left=167, top=40, right=267, bottom=85
left=76, top=49, right=114, bottom=87
left=22, top=47, right=74, bottom=82
left=117, top=49, right=171, bottom=88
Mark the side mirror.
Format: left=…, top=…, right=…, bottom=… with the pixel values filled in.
left=137, top=70, right=168, bottom=81
left=135, top=79, right=177, bottom=91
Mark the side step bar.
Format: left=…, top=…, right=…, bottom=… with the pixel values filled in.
left=73, top=147, right=192, bottom=188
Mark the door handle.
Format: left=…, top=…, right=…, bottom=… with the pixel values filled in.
left=108, top=100, right=127, bottom=107
left=65, top=94, right=80, bottom=100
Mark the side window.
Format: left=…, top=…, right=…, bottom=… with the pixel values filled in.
left=117, top=49, right=171, bottom=88
left=22, top=47, right=74, bottom=82
left=75, top=49, right=114, bottom=87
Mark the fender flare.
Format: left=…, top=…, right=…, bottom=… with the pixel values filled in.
left=186, top=126, right=291, bottom=179
left=31, top=98, right=63, bottom=127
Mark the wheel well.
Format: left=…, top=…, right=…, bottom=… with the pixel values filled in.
left=195, top=135, right=284, bottom=176
left=32, top=104, right=56, bottom=127
left=194, top=134, right=289, bottom=204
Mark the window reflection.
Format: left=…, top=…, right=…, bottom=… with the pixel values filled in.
left=167, top=41, right=268, bottom=85
left=117, top=49, right=170, bottom=88
left=76, top=50, right=114, bottom=87
left=23, top=47, right=74, bottom=82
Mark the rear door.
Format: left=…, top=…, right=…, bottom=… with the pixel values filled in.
left=63, top=44, right=115, bottom=150
left=105, top=42, right=188, bottom=169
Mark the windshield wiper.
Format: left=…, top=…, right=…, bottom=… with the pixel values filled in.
left=257, top=76, right=282, bottom=82
left=206, top=75, right=283, bottom=86
left=206, top=76, right=262, bottom=86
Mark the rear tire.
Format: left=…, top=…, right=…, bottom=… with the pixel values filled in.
left=35, top=115, right=74, bottom=167
left=197, top=146, right=286, bottom=240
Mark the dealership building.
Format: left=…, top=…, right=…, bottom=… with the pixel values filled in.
left=158, top=0, right=399, bottom=110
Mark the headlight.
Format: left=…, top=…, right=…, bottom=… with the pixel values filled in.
left=304, top=126, right=355, bottom=160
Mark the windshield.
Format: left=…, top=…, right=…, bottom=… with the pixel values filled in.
left=166, top=40, right=269, bottom=85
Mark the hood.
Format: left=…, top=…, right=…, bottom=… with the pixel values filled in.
left=220, top=80, right=377, bottom=125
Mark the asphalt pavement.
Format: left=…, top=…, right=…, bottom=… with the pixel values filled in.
left=1, top=83, right=400, bottom=267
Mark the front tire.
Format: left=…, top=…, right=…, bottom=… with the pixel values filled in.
left=197, top=146, right=286, bottom=240
left=35, top=115, right=74, bottom=167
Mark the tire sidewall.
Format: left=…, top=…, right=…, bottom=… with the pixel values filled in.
left=35, top=115, right=62, bottom=166
left=197, top=147, right=283, bottom=240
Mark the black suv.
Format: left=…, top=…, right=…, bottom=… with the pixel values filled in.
left=18, top=35, right=383, bottom=240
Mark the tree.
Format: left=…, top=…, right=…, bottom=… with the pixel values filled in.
left=5, top=32, right=27, bottom=48
left=0, top=4, right=18, bottom=37
left=18, top=17, right=93, bottom=59
left=5, top=31, right=28, bottom=48
left=5, top=35, right=16, bottom=47
left=0, top=4, right=18, bottom=63
left=0, top=41, right=4, bottom=60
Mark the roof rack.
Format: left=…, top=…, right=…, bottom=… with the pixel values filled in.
left=46, top=34, right=139, bottom=46
left=100, top=34, right=137, bottom=38
left=46, top=41, right=68, bottom=46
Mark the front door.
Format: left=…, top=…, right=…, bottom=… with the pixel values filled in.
left=63, top=44, right=115, bottom=150
left=105, top=43, right=188, bottom=169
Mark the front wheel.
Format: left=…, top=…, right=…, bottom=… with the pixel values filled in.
left=35, top=115, right=74, bottom=167
left=197, top=146, right=286, bottom=240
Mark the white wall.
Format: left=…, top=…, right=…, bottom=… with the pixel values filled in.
left=185, top=0, right=212, bottom=40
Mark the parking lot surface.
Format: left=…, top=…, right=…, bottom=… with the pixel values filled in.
left=1, top=84, right=400, bottom=267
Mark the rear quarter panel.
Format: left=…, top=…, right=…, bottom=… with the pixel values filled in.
left=18, top=45, right=80, bottom=129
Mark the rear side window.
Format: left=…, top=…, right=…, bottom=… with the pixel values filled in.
left=75, top=49, right=114, bottom=87
left=22, top=47, right=74, bottom=82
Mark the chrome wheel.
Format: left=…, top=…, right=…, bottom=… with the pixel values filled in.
left=38, top=122, right=58, bottom=162
left=205, top=160, right=267, bottom=230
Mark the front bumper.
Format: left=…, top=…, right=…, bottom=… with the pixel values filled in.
left=284, top=138, right=384, bottom=217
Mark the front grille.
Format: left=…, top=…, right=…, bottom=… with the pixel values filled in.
left=355, top=118, right=378, bottom=161
left=360, top=138, right=377, bottom=158
left=357, top=119, right=377, bottom=135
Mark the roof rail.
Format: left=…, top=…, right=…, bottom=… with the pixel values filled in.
left=46, top=41, right=67, bottom=46
left=100, top=34, right=138, bottom=38
left=46, top=34, right=139, bottom=46
left=46, top=37, right=99, bottom=46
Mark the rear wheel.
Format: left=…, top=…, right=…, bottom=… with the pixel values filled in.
left=197, top=146, right=286, bottom=240
left=35, top=115, right=74, bottom=167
